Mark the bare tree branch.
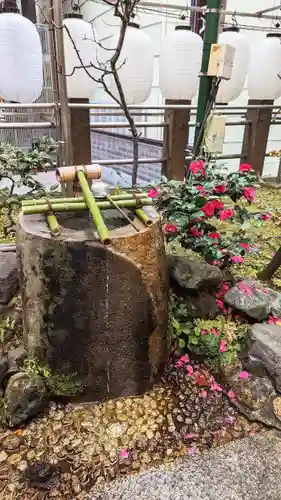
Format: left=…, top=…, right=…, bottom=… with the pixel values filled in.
left=35, top=0, right=141, bottom=186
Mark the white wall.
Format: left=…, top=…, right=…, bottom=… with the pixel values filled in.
left=81, top=0, right=281, bottom=175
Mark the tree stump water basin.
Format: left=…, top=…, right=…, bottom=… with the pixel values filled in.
left=16, top=206, right=169, bottom=401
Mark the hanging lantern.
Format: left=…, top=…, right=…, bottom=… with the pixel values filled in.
left=107, top=23, right=154, bottom=105
left=159, top=26, right=203, bottom=101
left=0, top=4, right=43, bottom=103
left=63, top=13, right=98, bottom=99
left=216, top=27, right=250, bottom=104
left=248, top=33, right=281, bottom=100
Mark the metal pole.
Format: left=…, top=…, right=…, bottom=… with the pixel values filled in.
left=193, top=0, right=221, bottom=153
left=255, top=5, right=281, bottom=16
left=138, top=0, right=281, bottom=20
left=52, top=0, right=73, bottom=166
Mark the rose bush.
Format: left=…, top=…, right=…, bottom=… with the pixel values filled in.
left=150, top=160, right=258, bottom=266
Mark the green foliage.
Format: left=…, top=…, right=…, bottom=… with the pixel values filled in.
left=0, top=316, right=16, bottom=345
left=0, top=136, right=59, bottom=237
left=170, top=293, right=248, bottom=369
left=23, top=355, right=85, bottom=397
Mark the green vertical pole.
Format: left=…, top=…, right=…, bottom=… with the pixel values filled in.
left=193, top=0, right=221, bottom=154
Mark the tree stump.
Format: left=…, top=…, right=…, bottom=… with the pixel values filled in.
left=16, top=208, right=168, bottom=401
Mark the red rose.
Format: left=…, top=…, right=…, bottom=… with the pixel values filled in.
left=243, top=187, right=256, bottom=202
left=239, top=163, right=252, bottom=173
left=195, top=185, right=207, bottom=196
left=209, top=232, right=221, bottom=240
left=190, top=226, right=202, bottom=237
left=164, top=224, right=178, bottom=233
left=214, top=184, right=226, bottom=194
left=239, top=243, right=250, bottom=250
left=213, top=199, right=224, bottom=210
left=219, top=209, right=234, bottom=221
left=202, top=201, right=215, bottom=217
left=260, top=213, right=271, bottom=221
left=189, top=160, right=205, bottom=175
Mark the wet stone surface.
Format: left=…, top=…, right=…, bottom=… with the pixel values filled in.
left=0, top=359, right=263, bottom=499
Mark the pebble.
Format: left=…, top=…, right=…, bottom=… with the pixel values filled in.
left=2, top=434, right=21, bottom=451
left=7, top=453, right=22, bottom=466
left=0, top=451, right=8, bottom=462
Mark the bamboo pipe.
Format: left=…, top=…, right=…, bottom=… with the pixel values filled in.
left=105, top=194, right=140, bottom=232
left=77, top=169, right=110, bottom=245
left=56, top=165, right=102, bottom=181
left=22, top=192, right=149, bottom=206
left=22, top=198, right=153, bottom=215
left=135, top=208, right=153, bottom=226
left=46, top=214, right=60, bottom=236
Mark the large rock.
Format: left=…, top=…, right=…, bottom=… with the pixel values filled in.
left=224, top=279, right=281, bottom=321
left=245, top=323, right=281, bottom=392
left=221, top=360, right=281, bottom=430
left=17, top=210, right=168, bottom=401
left=0, top=252, right=18, bottom=304
left=167, top=255, right=223, bottom=291
left=4, top=372, right=47, bottom=427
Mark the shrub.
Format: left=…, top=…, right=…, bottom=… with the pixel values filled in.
left=151, top=160, right=258, bottom=266
left=0, top=136, right=59, bottom=236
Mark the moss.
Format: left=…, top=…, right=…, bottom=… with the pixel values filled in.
left=22, top=355, right=85, bottom=397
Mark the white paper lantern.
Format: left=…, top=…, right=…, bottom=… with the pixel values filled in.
left=0, top=11, right=43, bottom=102
left=248, top=33, right=281, bottom=100
left=107, top=23, right=154, bottom=105
left=63, top=14, right=98, bottom=99
left=159, top=26, right=203, bottom=100
left=216, top=27, right=250, bottom=104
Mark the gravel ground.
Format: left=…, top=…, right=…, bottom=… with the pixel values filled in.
left=88, top=431, right=281, bottom=500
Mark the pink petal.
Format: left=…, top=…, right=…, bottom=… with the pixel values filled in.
left=199, top=390, right=208, bottom=398
left=176, top=360, right=184, bottom=368
left=179, top=354, right=190, bottom=364
left=219, top=340, right=227, bottom=353
left=228, top=390, right=236, bottom=399
left=239, top=371, right=249, bottom=379
left=188, top=446, right=196, bottom=456
left=211, top=382, right=223, bottom=392
left=186, top=364, right=194, bottom=376
left=119, top=449, right=129, bottom=458
left=183, top=433, right=198, bottom=440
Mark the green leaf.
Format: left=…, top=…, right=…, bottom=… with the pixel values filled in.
left=178, top=338, right=186, bottom=348
left=195, top=196, right=207, bottom=208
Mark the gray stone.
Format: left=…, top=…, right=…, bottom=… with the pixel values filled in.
left=4, top=372, right=47, bottom=427
left=224, top=279, right=281, bottom=321
left=8, top=345, right=26, bottom=372
left=167, top=255, right=223, bottom=291
left=0, top=252, right=18, bottom=304
left=246, top=323, right=281, bottom=392
left=221, top=359, right=281, bottom=429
